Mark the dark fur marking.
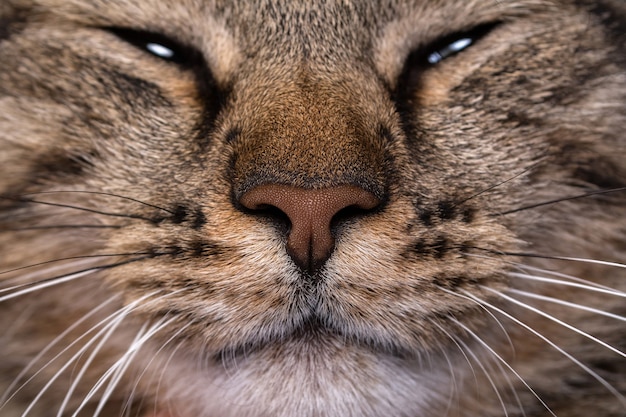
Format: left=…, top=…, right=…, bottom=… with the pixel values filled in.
left=461, top=206, right=475, bottom=223
left=432, top=235, right=449, bottom=258
left=0, top=11, right=28, bottom=43
left=189, top=240, right=223, bottom=258
left=192, top=209, right=206, bottom=229
left=505, top=111, right=543, bottom=127
left=171, top=204, right=189, bottom=224
left=0, top=19, right=13, bottom=42
left=436, top=200, right=455, bottom=220
left=168, top=245, right=184, bottom=257
left=33, top=149, right=99, bottom=179
left=588, top=2, right=626, bottom=66
left=418, top=208, right=433, bottom=226
left=224, top=127, right=241, bottom=144
left=190, top=240, right=206, bottom=257
left=432, top=274, right=463, bottom=289
left=101, top=68, right=170, bottom=108
left=573, top=163, right=626, bottom=190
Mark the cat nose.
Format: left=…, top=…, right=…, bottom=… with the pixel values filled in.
left=239, top=184, right=382, bottom=273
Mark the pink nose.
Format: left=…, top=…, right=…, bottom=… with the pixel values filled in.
left=239, top=184, right=381, bottom=272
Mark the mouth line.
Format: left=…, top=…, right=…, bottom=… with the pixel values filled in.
left=209, top=313, right=420, bottom=364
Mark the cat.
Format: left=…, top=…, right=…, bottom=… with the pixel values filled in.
left=0, top=0, right=625, bottom=416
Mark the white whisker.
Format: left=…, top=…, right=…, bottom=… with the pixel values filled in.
left=454, top=335, right=510, bottom=417
left=0, top=258, right=104, bottom=282
left=484, top=287, right=625, bottom=358
left=11, top=294, right=154, bottom=417
left=93, top=321, right=152, bottom=417
left=56, top=305, right=129, bottom=417
left=432, top=321, right=479, bottom=385
left=0, top=296, right=119, bottom=408
left=0, top=269, right=100, bottom=302
left=451, top=317, right=556, bottom=417
left=511, top=263, right=619, bottom=292
left=533, top=256, right=626, bottom=269
left=152, top=339, right=187, bottom=417
left=506, top=288, right=626, bottom=322
left=75, top=315, right=176, bottom=417
left=460, top=290, right=626, bottom=407
left=437, top=285, right=515, bottom=356
left=466, top=253, right=623, bottom=293
left=19, top=305, right=134, bottom=417
left=508, top=272, right=625, bottom=297
left=123, top=321, right=192, bottom=416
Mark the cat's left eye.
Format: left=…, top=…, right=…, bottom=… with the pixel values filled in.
left=145, top=42, right=176, bottom=60
left=421, top=22, right=500, bottom=66
left=427, top=37, right=473, bottom=64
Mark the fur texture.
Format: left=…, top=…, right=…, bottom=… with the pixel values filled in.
left=0, top=0, right=625, bottom=416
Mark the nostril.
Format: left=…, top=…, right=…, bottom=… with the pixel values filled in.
left=239, top=184, right=382, bottom=273
left=241, top=203, right=292, bottom=237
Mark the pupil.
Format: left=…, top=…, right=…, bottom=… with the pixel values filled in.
left=427, top=37, right=474, bottom=64
left=146, top=43, right=175, bottom=59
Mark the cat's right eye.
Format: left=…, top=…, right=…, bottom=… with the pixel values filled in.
left=106, top=27, right=201, bottom=67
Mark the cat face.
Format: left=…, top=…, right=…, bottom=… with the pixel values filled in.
left=1, top=1, right=625, bottom=416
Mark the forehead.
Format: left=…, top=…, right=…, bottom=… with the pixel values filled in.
left=21, top=0, right=561, bottom=84
left=28, top=0, right=555, bottom=46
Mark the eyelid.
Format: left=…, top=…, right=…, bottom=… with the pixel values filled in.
left=105, top=27, right=200, bottom=66
left=427, top=37, right=473, bottom=64
left=422, top=22, right=501, bottom=66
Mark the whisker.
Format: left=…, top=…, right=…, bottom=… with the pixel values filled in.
left=0, top=195, right=154, bottom=222
left=510, top=262, right=619, bottom=292
left=497, top=186, right=626, bottom=215
left=15, top=296, right=152, bottom=417
left=17, top=191, right=174, bottom=214
left=451, top=317, right=557, bottom=417
left=1, top=258, right=109, bottom=289
left=0, top=257, right=152, bottom=302
left=454, top=160, right=544, bottom=207
left=465, top=249, right=626, bottom=270
left=76, top=316, right=176, bottom=417
left=436, top=343, right=460, bottom=416
left=92, top=322, right=152, bottom=417
left=1, top=252, right=153, bottom=277
left=464, top=253, right=623, bottom=294
left=454, top=334, right=511, bottom=417
left=151, top=340, right=186, bottom=417
left=437, top=285, right=515, bottom=356
left=484, top=287, right=625, bottom=358
left=0, top=295, right=120, bottom=407
left=506, top=288, right=626, bottom=322
left=508, top=272, right=625, bottom=297
left=459, top=290, right=626, bottom=407
left=123, top=321, right=192, bottom=416
left=436, top=289, right=528, bottom=415
left=432, top=321, right=479, bottom=385
left=56, top=306, right=130, bottom=417
left=502, top=253, right=626, bottom=269
left=1, top=224, right=121, bottom=232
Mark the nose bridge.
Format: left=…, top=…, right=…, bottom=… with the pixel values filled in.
left=231, top=72, right=388, bottom=198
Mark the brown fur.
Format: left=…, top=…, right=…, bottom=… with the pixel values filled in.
left=0, top=0, right=625, bottom=416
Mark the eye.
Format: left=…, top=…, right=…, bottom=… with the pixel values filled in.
left=415, top=22, right=500, bottom=68
left=106, top=27, right=202, bottom=66
left=427, top=37, right=474, bottom=65
left=394, top=22, right=500, bottom=114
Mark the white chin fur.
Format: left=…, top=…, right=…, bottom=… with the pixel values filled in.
left=148, top=338, right=454, bottom=417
